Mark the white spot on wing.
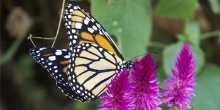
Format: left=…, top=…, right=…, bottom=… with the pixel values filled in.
left=84, top=17, right=89, bottom=25
left=64, top=55, right=70, bottom=59
left=88, top=27, right=94, bottom=33
left=48, top=62, right=52, bottom=65
left=74, top=35, right=78, bottom=39
left=53, top=66, right=58, bottom=69
left=55, top=50, right=62, bottom=55
left=75, top=22, right=82, bottom=29
left=92, top=25, right=97, bottom=30
left=69, top=9, right=73, bottom=12
left=72, top=40, right=77, bottom=44
left=48, top=56, right=56, bottom=61
left=39, top=48, right=46, bottom=51
left=72, top=29, right=76, bottom=33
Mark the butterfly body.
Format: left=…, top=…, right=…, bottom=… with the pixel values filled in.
left=30, top=1, right=132, bottom=102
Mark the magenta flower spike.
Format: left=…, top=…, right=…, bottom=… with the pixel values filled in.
left=130, top=54, right=161, bottom=110
left=163, top=42, right=196, bottom=110
left=99, top=69, right=130, bottom=110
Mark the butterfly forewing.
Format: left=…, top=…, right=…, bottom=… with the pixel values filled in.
left=64, top=2, right=123, bottom=59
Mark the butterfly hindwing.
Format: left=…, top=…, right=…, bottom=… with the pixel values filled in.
left=64, top=2, right=123, bottom=59
left=29, top=48, right=79, bottom=101
left=65, top=43, right=126, bottom=101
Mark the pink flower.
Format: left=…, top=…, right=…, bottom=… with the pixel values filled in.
left=163, top=42, right=196, bottom=110
left=99, top=69, right=130, bottom=110
left=130, top=54, right=161, bottom=110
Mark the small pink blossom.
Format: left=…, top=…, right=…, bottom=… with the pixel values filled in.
left=163, top=42, right=196, bottom=110
left=130, top=54, right=161, bottom=110
left=100, top=69, right=130, bottom=110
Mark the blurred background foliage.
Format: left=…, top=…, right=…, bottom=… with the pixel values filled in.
left=1, top=0, right=220, bottom=110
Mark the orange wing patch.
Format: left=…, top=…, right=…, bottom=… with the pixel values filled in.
left=60, top=60, right=70, bottom=65
left=95, top=35, right=116, bottom=55
left=80, top=32, right=95, bottom=41
left=79, top=32, right=116, bottom=55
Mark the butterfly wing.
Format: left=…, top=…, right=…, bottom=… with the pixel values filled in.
left=29, top=48, right=79, bottom=101
left=66, top=43, right=126, bottom=102
left=64, top=2, right=123, bottom=59
left=29, top=45, right=126, bottom=102
left=29, top=1, right=131, bottom=102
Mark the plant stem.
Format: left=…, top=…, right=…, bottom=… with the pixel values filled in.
left=201, top=31, right=220, bottom=40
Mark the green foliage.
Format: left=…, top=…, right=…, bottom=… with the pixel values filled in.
left=156, top=0, right=198, bottom=20
left=163, top=42, right=204, bottom=75
left=163, top=43, right=181, bottom=75
left=91, top=0, right=151, bottom=59
left=183, top=22, right=200, bottom=46
left=191, top=45, right=205, bottom=73
left=193, top=64, right=220, bottom=110
left=209, top=0, right=220, bottom=14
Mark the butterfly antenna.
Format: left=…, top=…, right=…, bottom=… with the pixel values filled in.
left=27, top=34, right=56, bottom=46
left=51, top=0, right=66, bottom=48
left=27, top=0, right=66, bottom=47
left=28, top=34, right=37, bottom=47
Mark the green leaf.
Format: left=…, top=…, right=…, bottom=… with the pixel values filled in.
left=155, top=0, right=198, bottom=20
left=209, top=0, right=220, bottom=14
left=184, top=22, right=200, bottom=46
left=163, top=42, right=204, bottom=75
left=163, top=43, right=182, bottom=75
left=193, top=64, right=220, bottom=110
left=191, top=45, right=204, bottom=73
left=91, top=0, right=151, bottom=59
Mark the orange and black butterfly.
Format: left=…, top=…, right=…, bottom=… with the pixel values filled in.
left=30, top=1, right=132, bottom=102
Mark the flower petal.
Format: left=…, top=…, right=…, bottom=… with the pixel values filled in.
left=163, top=42, right=196, bottom=110
left=130, top=54, right=161, bottom=110
left=99, top=69, right=131, bottom=110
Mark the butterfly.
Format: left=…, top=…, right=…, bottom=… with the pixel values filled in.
left=29, top=1, right=132, bottom=102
